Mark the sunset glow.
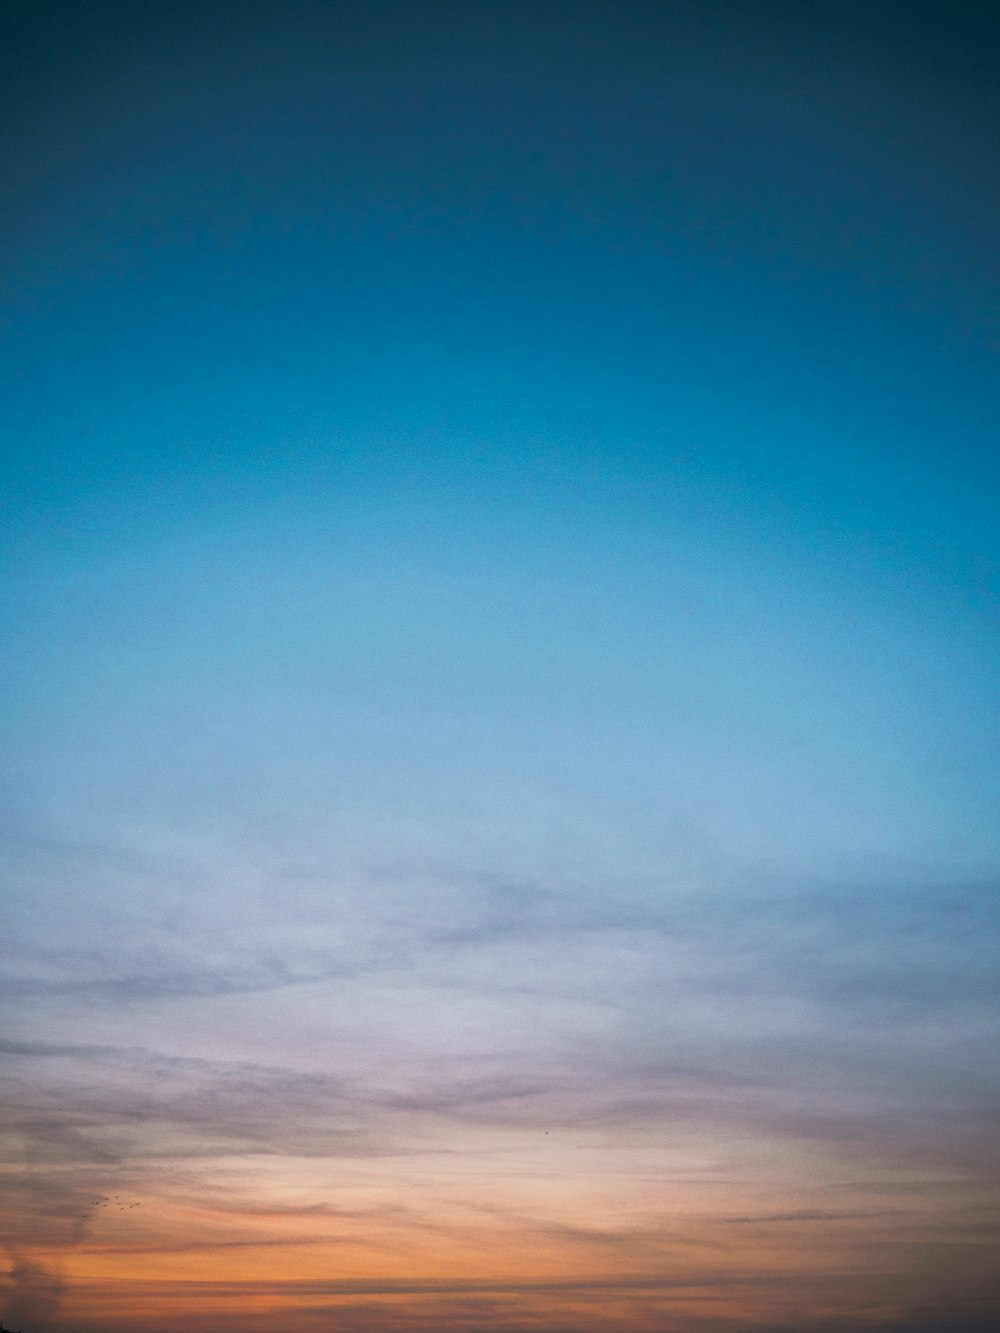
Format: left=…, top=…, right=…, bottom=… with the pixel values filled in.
left=2, top=2, right=999, bottom=1331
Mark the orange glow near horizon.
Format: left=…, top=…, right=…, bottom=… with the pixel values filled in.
left=8, top=1124, right=994, bottom=1333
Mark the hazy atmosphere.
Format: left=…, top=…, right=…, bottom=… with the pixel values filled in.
left=2, top=2, right=998, bottom=1331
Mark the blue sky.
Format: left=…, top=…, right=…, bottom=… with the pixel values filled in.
left=2, top=3, right=999, bottom=1331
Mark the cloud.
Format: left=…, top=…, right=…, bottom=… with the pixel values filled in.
left=0, top=953, right=373, bottom=1005
left=2, top=855, right=997, bottom=1333
left=50, top=1272, right=1000, bottom=1333
left=0, top=1256, right=65, bottom=1333
left=5, top=864, right=999, bottom=1168
left=718, top=1209, right=888, bottom=1225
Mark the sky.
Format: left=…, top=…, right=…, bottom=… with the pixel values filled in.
left=1, top=2, right=998, bottom=1331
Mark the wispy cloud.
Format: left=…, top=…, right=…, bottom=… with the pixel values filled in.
left=3, top=835, right=998, bottom=1331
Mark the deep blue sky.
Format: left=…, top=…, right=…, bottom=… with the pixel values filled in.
left=1, top=5, right=999, bottom=1332
left=3, top=0, right=998, bottom=865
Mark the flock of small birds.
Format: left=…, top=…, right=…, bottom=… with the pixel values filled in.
left=1, top=1200, right=146, bottom=1331
left=2, top=1201, right=143, bottom=1332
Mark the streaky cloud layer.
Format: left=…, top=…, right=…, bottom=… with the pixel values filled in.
left=1, top=2, right=998, bottom=1330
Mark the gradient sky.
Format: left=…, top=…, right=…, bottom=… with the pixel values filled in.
left=2, top=3, right=999, bottom=1332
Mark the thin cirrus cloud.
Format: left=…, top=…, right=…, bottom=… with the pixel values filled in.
left=2, top=1, right=999, bottom=1330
